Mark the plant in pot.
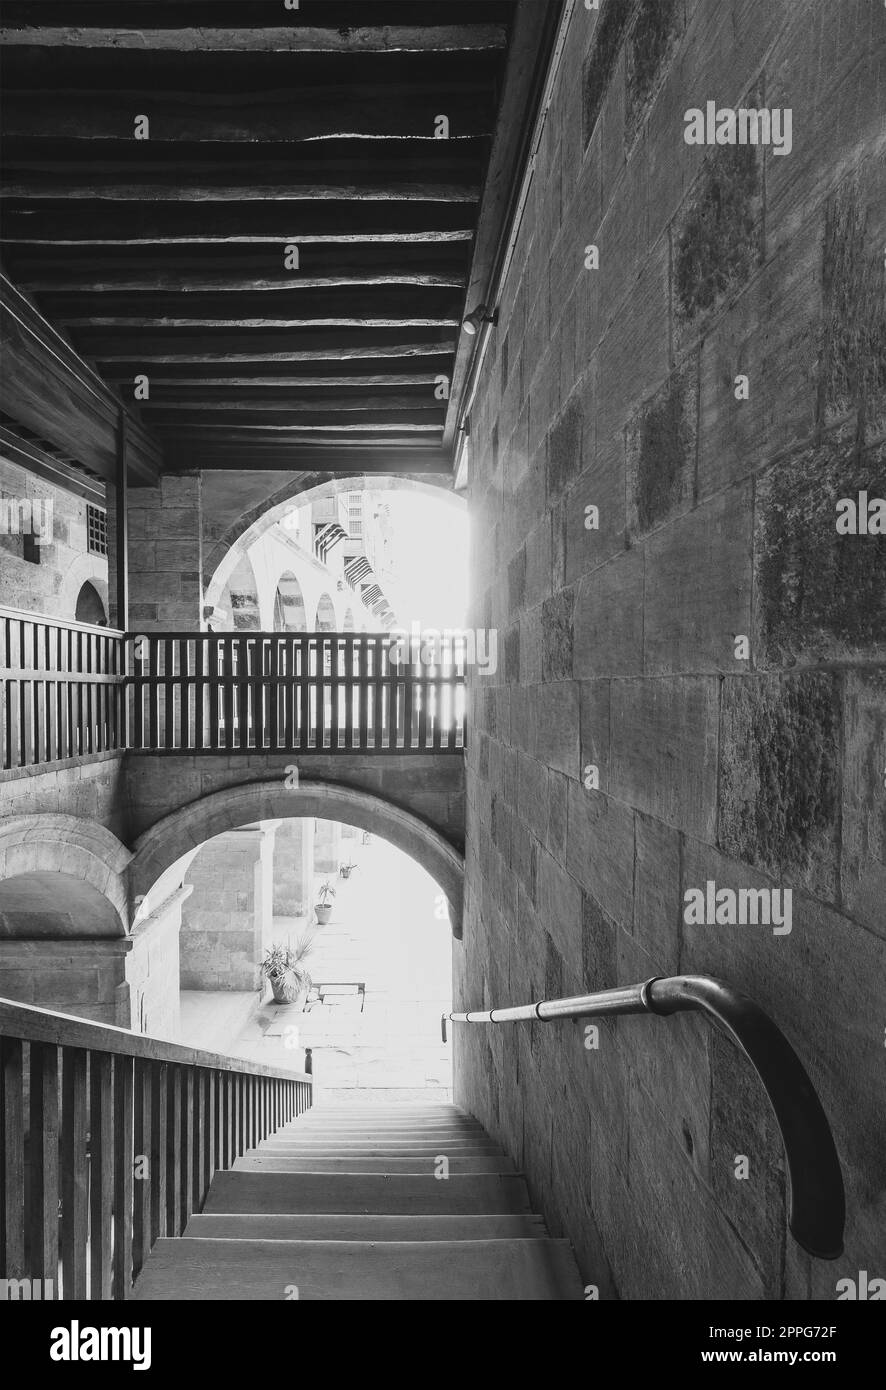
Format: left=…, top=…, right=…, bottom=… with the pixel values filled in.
left=314, top=880, right=336, bottom=925
left=339, top=861, right=358, bottom=880
left=260, top=936, right=313, bottom=1008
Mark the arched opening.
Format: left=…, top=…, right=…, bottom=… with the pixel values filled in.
left=314, top=593, right=336, bottom=632
left=74, top=579, right=107, bottom=626
left=273, top=571, right=307, bottom=632
left=0, top=815, right=133, bottom=1025
left=217, top=552, right=261, bottom=631
left=130, top=781, right=463, bottom=938
left=132, top=788, right=460, bottom=1098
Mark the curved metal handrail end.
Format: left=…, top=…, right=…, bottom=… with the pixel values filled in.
left=645, top=975, right=846, bottom=1260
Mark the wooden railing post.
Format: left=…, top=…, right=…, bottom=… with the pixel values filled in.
left=150, top=1062, right=167, bottom=1249
left=0, top=999, right=313, bottom=1299
left=61, top=1047, right=89, bottom=1299
left=89, top=1050, right=113, bottom=1300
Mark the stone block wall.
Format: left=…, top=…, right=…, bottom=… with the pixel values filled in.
left=110, top=474, right=203, bottom=629
left=0, top=940, right=131, bottom=1026
left=180, top=825, right=274, bottom=991
left=125, top=887, right=187, bottom=1039
left=0, top=458, right=108, bottom=621
left=454, top=0, right=885, bottom=1301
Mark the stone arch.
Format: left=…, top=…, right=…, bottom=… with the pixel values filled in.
left=129, top=781, right=464, bottom=938
left=204, top=475, right=463, bottom=617
left=58, top=552, right=109, bottom=626
left=314, top=592, right=337, bottom=631
left=75, top=579, right=107, bottom=626
left=273, top=571, right=308, bottom=632
left=0, top=815, right=131, bottom=937
left=217, top=552, right=261, bottom=631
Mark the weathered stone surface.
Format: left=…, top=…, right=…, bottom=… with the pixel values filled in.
left=644, top=485, right=753, bottom=674
left=609, top=677, right=719, bottom=840
left=627, top=360, right=698, bottom=539
left=718, top=673, right=840, bottom=900
left=573, top=550, right=644, bottom=678
left=840, top=670, right=886, bottom=939
left=753, top=440, right=886, bottom=668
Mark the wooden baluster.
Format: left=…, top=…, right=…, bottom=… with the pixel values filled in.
left=1, top=1036, right=25, bottom=1279
left=113, top=1054, right=134, bottom=1299
left=132, top=1059, right=153, bottom=1280
left=204, top=1069, right=216, bottom=1198
left=329, top=637, right=340, bottom=750
left=180, top=1067, right=195, bottom=1226
left=268, top=638, right=279, bottom=752
left=150, top=1062, right=167, bottom=1249
left=165, top=1065, right=182, bottom=1236
left=298, top=636, right=310, bottom=751
left=194, top=635, right=205, bottom=751
left=89, top=1050, right=113, bottom=1301
left=148, top=637, right=159, bottom=751
left=373, top=637, right=384, bottom=750
left=194, top=1069, right=207, bottom=1211
left=223, top=637, right=235, bottom=752
left=29, top=1041, right=60, bottom=1300
left=61, top=1048, right=89, bottom=1300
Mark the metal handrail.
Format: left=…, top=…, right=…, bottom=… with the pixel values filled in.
left=443, top=974, right=845, bottom=1260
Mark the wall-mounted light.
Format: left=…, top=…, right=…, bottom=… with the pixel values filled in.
left=462, top=303, right=498, bottom=336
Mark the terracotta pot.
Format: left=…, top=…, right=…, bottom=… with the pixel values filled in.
left=314, top=904, right=333, bottom=925
left=269, top=975, right=307, bottom=1007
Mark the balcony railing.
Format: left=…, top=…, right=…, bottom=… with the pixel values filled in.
left=0, top=607, right=126, bottom=769
left=0, top=997, right=312, bottom=1300
left=0, top=609, right=467, bottom=769
left=129, top=630, right=467, bottom=755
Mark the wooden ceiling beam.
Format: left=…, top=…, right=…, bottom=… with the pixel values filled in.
left=22, top=270, right=466, bottom=293
left=0, top=204, right=476, bottom=244
left=99, top=366, right=452, bottom=388
left=0, top=88, right=495, bottom=142
left=81, top=332, right=456, bottom=362
left=0, top=25, right=508, bottom=53
left=140, top=392, right=442, bottom=412
left=1, top=178, right=479, bottom=203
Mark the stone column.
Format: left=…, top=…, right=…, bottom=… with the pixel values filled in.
left=109, top=473, right=204, bottom=630
left=180, top=823, right=275, bottom=991
left=272, top=818, right=313, bottom=919
left=313, top=818, right=341, bottom=876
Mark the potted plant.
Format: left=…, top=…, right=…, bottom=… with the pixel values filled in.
left=260, top=936, right=313, bottom=1007
left=339, top=861, right=358, bottom=880
left=314, top=880, right=336, bottom=925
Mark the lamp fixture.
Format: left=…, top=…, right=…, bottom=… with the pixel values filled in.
left=462, top=303, right=498, bottom=336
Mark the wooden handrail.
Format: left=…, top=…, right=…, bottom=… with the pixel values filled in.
left=0, top=997, right=312, bottom=1300
left=0, top=998, right=309, bottom=1080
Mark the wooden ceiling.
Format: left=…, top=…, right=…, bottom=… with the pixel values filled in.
left=0, top=1, right=560, bottom=479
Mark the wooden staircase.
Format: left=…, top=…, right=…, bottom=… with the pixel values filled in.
left=132, top=1103, right=584, bottom=1300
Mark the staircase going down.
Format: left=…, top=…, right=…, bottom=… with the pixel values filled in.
left=132, top=1103, right=584, bottom=1300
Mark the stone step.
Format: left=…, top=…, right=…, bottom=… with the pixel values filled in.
left=234, top=1154, right=515, bottom=1174
left=204, top=1170, right=533, bottom=1216
left=132, top=1237, right=584, bottom=1301
left=276, top=1125, right=486, bottom=1139
left=184, top=1213, right=549, bottom=1242
left=258, top=1144, right=502, bottom=1158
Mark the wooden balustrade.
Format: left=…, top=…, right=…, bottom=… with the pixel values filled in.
left=0, top=612, right=468, bottom=768
left=0, top=998, right=312, bottom=1300
left=0, top=606, right=126, bottom=770
left=128, top=630, right=467, bottom=755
